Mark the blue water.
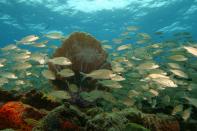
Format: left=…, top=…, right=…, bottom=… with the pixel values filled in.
left=0, top=0, right=197, bottom=47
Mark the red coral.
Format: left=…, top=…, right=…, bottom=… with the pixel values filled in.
left=61, top=120, right=79, bottom=131
left=0, top=101, right=44, bottom=131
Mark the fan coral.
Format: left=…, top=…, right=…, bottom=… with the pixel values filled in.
left=48, top=32, right=111, bottom=93
left=48, top=32, right=111, bottom=74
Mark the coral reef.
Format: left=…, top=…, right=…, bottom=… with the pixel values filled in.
left=32, top=103, right=178, bottom=131
left=85, top=107, right=180, bottom=131
left=33, top=103, right=87, bottom=131
left=123, top=123, right=150, bottom=131
left=0, top=90, right=183, bottom=131
left=141, top=114, right=180, bottom=131
left=86, top=111, right=128, bottom=131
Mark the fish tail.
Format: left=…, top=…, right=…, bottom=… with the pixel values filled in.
left=80, top=72, right=87, bottom=81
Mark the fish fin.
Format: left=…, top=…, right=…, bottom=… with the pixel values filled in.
left=80, top=72, right=86, bottom=76
left=14, top=40, right=21, bottom=45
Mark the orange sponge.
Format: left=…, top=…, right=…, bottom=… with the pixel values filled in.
left=0, top=101, right=43, bottom=131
